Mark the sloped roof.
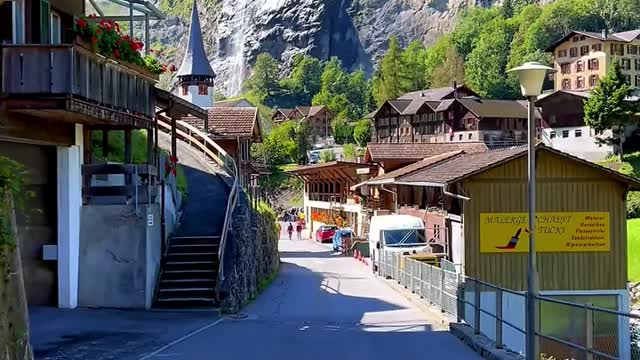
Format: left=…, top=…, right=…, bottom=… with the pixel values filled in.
left=394, top=145, right=640, bottom=189
left=457, top=98, right=529, bottom=119
left=545, top=29, right=640, bottom=52
left=398, top=85, right=477, bottom=101
left=182, top=107, right=261, bottom=140
left=214, top=98, right=255, bottom=107
left=177, top=0, right=215, bottom=78
left=366, top=151, right=465, bottom=185
left=388, top=99, right=413, bottom=113
left=401, top=99, right=440, bottom=115
left=365, top=142, right=488, bottom=162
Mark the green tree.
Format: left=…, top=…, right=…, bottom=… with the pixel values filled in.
left=280, top=54, right=323, bottom=105
left=373, top=36, right=405, bottom=106
left=452, top=7, right=500, bottom=58
left=353, top=119, right=373, bottom=147
left=592, top=0, right=640, bottom=32
left=313, top=59, right=372, bottom=120
left=332, top=116, right=354, bottom=144
left=465, top=18, right=518, bottom=99
left=251, top=121, right=298, bottom=165
left=502, top=0, right=515, bottom=18
left=429, top=46, right=466, bottom=88
left=424, top=35, right=454, bottom=87
left=342, top=143, right=357, bottom=161
left=243, top=53, right=281, bottom=106
left=401, top=40, right=428, bottom=92
left=295, top=119, right=312, bottom=164
left=584, top=61, right=637, bottom=160
left=319, top=149, right=337, bottom=163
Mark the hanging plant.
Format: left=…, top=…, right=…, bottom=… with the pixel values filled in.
left=164, top=155, right=178, bottom=179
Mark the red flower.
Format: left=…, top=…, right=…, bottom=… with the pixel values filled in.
left=169, top=155, right=178, bottom=163
left=113, top=49, right=120, bottom=59
left=88, top=13, right=97, bottom=18
left=116, top=39, right=122, bottom=46
left=96, top=28, right=103, bottom=35
left=169, top=64, right=177, bottom=72
left=170, top=168, right=177, bottom=176
left=115, top=22, right=120, bottom=33
left=76, top=18, right=87, bottom=29
left=91, top=36, right=97, bottom=44
left=161, top=64, right=168, bottom=72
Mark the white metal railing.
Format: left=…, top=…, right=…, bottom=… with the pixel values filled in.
left=157, top=117, right=239, bottom=282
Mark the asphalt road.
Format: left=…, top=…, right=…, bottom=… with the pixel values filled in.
left=140, top=235, right=482, bottom=360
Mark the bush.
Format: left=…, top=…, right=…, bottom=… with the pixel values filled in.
left=320, top=149, right=336, bottom=163
left=629, top=192, right=640, bottom=219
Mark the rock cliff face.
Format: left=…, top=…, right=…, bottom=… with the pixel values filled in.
left=150, top=0, right=502, bottom=96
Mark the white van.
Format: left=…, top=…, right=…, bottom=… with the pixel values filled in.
left=368, top=214, right=429, bottom=272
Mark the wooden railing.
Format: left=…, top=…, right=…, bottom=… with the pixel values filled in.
left=1, top=44, right=156, bottom=118
left=157, top=117, right=239, bottom=282
left=82, top=163, right=158, bottom=205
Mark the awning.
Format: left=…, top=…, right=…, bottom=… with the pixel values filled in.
left=286, top=161, right=377, bottom=183
left=155, top=88, right=207, bottom=121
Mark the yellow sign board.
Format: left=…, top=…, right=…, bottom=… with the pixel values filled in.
left=480, top=212, right=610, bottom=253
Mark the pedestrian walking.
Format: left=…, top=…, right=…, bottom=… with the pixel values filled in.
left=296, top=221, right=303, bottom=241
left=287, top=223, right=294, bottom=241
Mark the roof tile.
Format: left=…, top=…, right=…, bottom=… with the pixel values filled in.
left=182, top=107, right=258, bottom=138
left=366, top=142, right=488, bottom=161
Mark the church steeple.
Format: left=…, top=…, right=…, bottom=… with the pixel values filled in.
left=176, top=0, right=216, bottom=108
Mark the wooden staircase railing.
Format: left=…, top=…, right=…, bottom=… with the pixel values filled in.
left=157, top=116, right=239, bottom=283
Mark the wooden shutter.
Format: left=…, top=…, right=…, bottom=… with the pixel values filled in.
left=40, top=0, right=50, bottom=44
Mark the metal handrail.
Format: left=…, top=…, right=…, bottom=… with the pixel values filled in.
left=157, top=116, right=239, bottom=282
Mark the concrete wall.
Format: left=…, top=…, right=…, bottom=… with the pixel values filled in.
left=78, top=204, right=161, bottom=309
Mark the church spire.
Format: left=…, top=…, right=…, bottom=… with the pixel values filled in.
left=177, top=0, right=215, bottom=78
left=176, top=0, right=215, bottom=108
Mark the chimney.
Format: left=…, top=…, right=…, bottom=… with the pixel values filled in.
left=602, top=29, right=608, bottom=39
left=453, top=81, right=458, bottom=98
left=453, top=81, right=458, bottom=89
left=421, top=90, right=425, bottom=97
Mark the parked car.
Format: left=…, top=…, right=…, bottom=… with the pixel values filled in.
left=316, top=225, right=338, bottom=243
left=333, top=229, right=353, bottom=252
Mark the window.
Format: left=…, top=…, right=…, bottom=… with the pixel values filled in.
left=549, top=115, right=557, bottom=124
left=572, top=36, right=580, bottom=42
left=562, top=130, right=569, bottom=138
left=198, top=83, right=208, bottom=95
left=611, top=43, right=625, bottom=56
left=636, top=75, right=640, bottom=87
left=592, top=43, right=602, bottom=52
left=580, top=45, right=589, bottom=56
left=576, top=60, right=584, bottom=72
left=50, top=11, right=60, bottom=44
left=624, top=74, right=632, bottom=85
left=576, top=76, right=584, bottom=89
left=569, top=47, right=578, bottom=57
left=550, top=131, right=556, bottom=139
left=1, top=0, right=25, bottom=44
left=636, top=59, right=640, bottom=70
left=629, top=45, right=638, bottom=55
left=181, top=84, right=188, bottom=95
left=557, top=49, right=567, bottom=58
left=458, top=134, right=463, bottom=141
left=580, top=35, right=586, bottom=41
left=562, top=78, right=571, bottom=90
left=468, top=133, right=473, bottom=140
left=622, top=58, right=632, bottom=70
left=575, top=129, right=582, bottom=137
left=589, top=75, right=598, bottom=87
left=560, top=63, right=571, bottom=74
left=587, top=58, right=599, bottom=70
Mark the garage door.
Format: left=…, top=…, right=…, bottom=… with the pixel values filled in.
left=0, top=141, right=57, bottom=306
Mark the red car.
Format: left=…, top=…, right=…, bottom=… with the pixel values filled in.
left=316, top=225, right=338, bottom=243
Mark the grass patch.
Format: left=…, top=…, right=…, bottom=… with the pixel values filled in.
left=629, top=219, right=640, bottom=282
left=175, top=164, right=188, bottom=202
left=91, top=130, right=149, bottom=164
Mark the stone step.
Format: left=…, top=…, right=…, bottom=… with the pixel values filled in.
left=165, top=253, right=217, bottom=263
left=154, top=297, right=217, bottom=309
left=164, top=261, right=217, bottom=271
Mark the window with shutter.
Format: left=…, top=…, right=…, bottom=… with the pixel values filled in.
left=39, top=0, right=50, bottom=44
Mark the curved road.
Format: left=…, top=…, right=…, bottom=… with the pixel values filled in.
left=141, top=232, right=481, bottom=359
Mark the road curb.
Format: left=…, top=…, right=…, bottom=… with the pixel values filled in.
left=374, top=272, right=453, bottom=331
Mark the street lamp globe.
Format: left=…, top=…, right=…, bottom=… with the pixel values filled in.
left=508, top=62, right=555, bottom=97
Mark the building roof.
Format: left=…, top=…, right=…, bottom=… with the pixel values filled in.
left=394, top=145, right=640, bottom=190
left=182, top=107, right=261, bottom=140
left=177, top=0, right=215, bottom=78
left=365, top=142, right=488, bottom=162
left=398, top=85, right=477, bottom=101
left=535, top=89, right=591, bottom=105
left=297, top=105, right=328, bottom=117
left=365, top=151, right=465, bottom=185
left=457, top=98, right=529, bottom=119
left=286, top=161, right=377, bottom=182
left=545, top=29, right=640, bottom=52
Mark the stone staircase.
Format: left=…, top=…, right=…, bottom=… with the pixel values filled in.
left=154, top=235, right=220, bottom=308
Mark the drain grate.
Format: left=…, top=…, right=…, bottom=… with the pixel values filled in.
left=227, top=313, right=248, bottom=320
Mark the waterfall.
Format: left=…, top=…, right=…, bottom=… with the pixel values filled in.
left=227, top=0, right=251, bottom=96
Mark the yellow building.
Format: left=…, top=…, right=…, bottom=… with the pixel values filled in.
left=546, top=29, right=640, bottom=91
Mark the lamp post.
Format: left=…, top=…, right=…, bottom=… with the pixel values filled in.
left=507, top=62, right=554, bottom=360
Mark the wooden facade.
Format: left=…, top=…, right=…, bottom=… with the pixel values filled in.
left=462, top=150, right=630, bottom=291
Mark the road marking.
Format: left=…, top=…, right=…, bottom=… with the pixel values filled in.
left=138, top=317, right=226, bottom=359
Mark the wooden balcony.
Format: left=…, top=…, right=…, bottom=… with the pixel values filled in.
left=1, top=44, right=156, bottom=129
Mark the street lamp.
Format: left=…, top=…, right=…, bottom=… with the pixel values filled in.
left=507, top=61, right=554, bottom=360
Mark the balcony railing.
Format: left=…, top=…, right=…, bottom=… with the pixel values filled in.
left=82, top=163, right=158, bottom=205
left=1, top=44, right=156, bottom=120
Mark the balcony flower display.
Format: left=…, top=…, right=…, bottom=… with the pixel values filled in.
left=74, top=16, right=169, bottom=76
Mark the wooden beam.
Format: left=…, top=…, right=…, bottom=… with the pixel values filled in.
left=124, top=129, right=132, bottom=164
left=146, top=127, right=153, bottom=165
left=102, top=130, right=109, bottom=158
left=83, top=127, right=91, bottom=164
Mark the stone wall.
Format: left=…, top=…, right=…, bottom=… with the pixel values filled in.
left=216, top=192, right=280, bottom=313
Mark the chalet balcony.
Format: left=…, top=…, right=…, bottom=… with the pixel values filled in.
left=1, top=44, right=156, bottom=129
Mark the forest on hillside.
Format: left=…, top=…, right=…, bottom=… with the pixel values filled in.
left=240, top=0, right=640, bottom=120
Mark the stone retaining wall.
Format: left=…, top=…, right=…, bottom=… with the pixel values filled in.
left=216, top=192, right=280, bottom=313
